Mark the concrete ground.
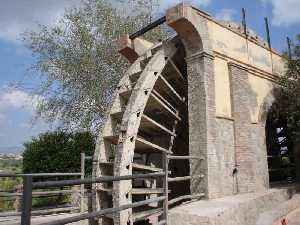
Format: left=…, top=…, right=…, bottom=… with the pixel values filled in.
left=284, top=208, right=300, bottom=225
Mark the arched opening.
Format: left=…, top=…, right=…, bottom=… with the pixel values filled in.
left=265, top=107, right=295, bottom=185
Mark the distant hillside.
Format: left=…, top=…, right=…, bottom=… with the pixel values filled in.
left=0, top=146, right=23, bottom=154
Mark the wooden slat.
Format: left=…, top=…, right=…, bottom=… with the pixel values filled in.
left=147, top=92, right=181, bottom=121
left=110, top=111, right=124, bottom=121
left=99, top=162, right=162, bottom=173
left=119, top=88, right=132, bottom=102
left=168, top=193, right=205, bottom=206
left=103, top=135, right=119, bottom=145
left=135, top=137, right=172, bottom=154
left=132, top=163, right=163, bottom=172
left=168, top=59, right=186, bottom=82
left=156, top=74, right=184, bottom=102
left=168, top=155, right=204, bottom=160
left=168, top=175, right=204, bottom=182
left=140, top=115, right=175, bottom=136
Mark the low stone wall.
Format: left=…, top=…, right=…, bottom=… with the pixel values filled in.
left=169, top=188, right=295, bottom=225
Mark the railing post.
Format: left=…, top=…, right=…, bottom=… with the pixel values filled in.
left=21, top=175, right=32, bottom=225
left=163, top=152, right=169, bottom=225
left=80, top=152, right=85, bottom=213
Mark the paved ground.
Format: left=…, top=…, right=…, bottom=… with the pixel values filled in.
left=287, top=208, right=300, bottom=225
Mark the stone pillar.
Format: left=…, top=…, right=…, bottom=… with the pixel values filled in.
left=187, top=52, right=219, bottom=199
left=229, top=63, right=268, bottom=193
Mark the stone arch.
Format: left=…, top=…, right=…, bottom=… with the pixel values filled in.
left=166, top=4, right=216, bottom=198
left=258, top=87, right=279, bottom=126
left=166, top=4, right=213, bottom=57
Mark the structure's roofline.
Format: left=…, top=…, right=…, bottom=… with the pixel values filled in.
left=186, top=5, right=282, bottom=57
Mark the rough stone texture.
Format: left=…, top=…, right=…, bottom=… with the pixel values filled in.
left=258, top=193, right=300, bottom=225
left=169, top=189, right=294, bottom=225
left=215, top=118, right=236, bottom=195
left=229, top=63, right=269, bottom=193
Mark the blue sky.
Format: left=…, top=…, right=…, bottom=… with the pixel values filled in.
left=0, top=0, right=299, bottom=152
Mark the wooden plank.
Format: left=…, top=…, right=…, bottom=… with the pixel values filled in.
left=168, top=175, right=204, bottom=182
left=132, top=163, right=163, bottom=172
left=140, top=115, right=175, bottom=136
left=103, top=135, right=119, bottom=145
left=147, top=92, right=181, bottom=121
left=119, top=88, right=132, bottom=102
left=135, top=138, right=172, bottom=154
left=156, top=74, right=184, bottom=103
left=168, top=155, right=204, bottom=160
left=99, top=161, right=162, bottom=173
left=110, top=111, right=124, bottom=121
left=168, top=193, right=205, bottom=206
left=168, top=59, right=186, bottom=82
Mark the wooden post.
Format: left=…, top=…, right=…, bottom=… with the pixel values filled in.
left=21, top=176, right=32, bottom=225
left=80, top=152, right=85, bottom=213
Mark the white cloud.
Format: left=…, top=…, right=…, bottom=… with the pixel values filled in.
left=0, top=87, right=42, bottom=117
left=262, top=0, right=300, bottom=26
left=0, top=0, right=81, bottom=43
left=215, top=8, right=236, bottom=21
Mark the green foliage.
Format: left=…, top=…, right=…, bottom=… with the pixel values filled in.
left=274, top=35, right=300, bottom=142
left=22, top=0, right=168, bottom=131
left=22, top=131, right=95, bottom=176
left=0, top=158, right=22, bottom=173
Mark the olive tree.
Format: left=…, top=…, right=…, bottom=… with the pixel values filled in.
left=23, top=0, right=167, bottom=132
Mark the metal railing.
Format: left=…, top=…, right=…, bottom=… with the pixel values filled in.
left=21, top=171, right=167, bottom=225
left=0, top=153, right=92, bottom=216
left=5, top=152, right=204, bottom=225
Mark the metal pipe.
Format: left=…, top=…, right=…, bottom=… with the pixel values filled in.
left=0, top=173, right=81, bottom=178
left=242, top=8, right=247, bottom=36
left=163, top=152, right=169, bottom=225
left=33, top=172, right=165, bottom=189
left=287, top=37, right=292, bottom=60
left=80, top=152, right=85, bottom=213
left=129, top=16, right=166, bottom=40
left=168, top=156, right=204, bottom=160
left=264, top=17, right=272, bottom=49
left=40, top=196, right=166, bottom=225
left=21, top=176, right=32, bottom=225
